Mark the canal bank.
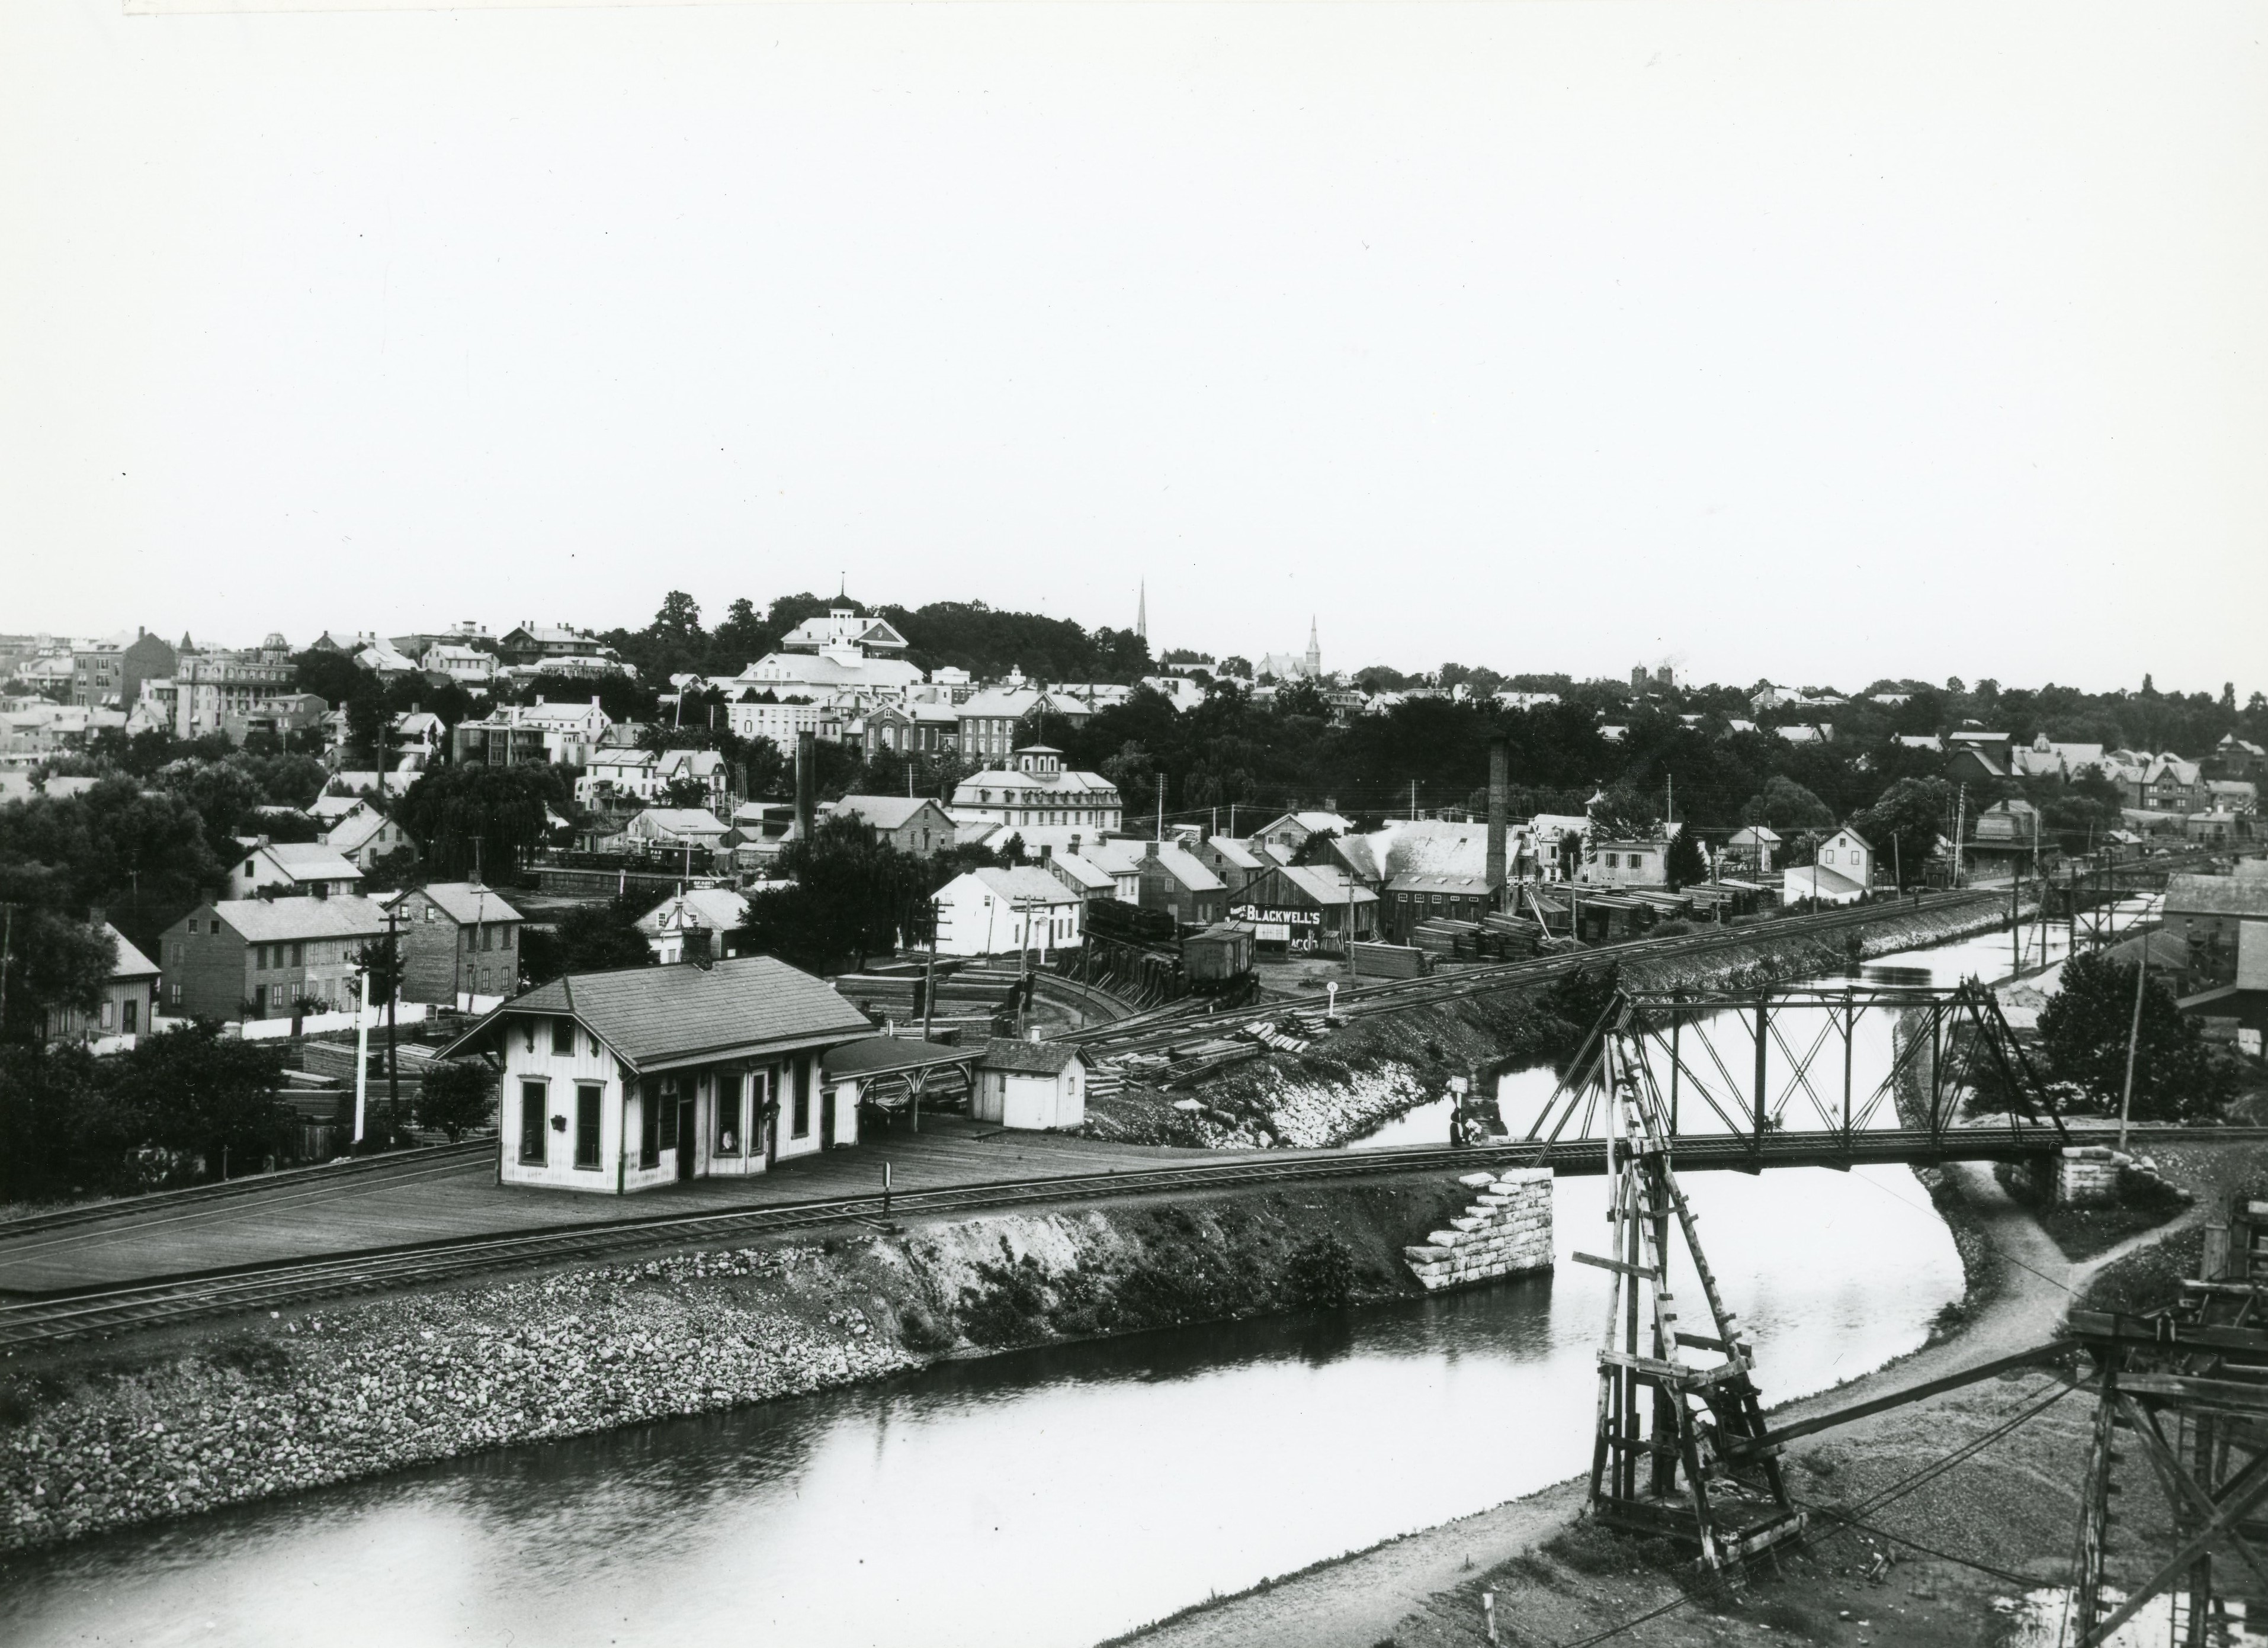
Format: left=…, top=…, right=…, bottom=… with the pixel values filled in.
left=0, top=1175, right=1473, bottom=1556
left=1092, top=892, right=2039, bottom=1151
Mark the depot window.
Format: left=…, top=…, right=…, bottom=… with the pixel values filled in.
left=519, top=1082, right=547, bottom=1164
left=716, top=1074, right=743, bottom=1156
left=574, top=1084, right=602, bottom=1170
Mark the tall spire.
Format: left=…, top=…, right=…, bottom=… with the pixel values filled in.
left=1137, top=582, right=1147, bottom=643
left=1305, top=615, right=1320, bottom=673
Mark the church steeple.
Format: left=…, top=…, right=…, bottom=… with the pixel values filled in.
left=1137, top=582, right=1147, bottom=643
left=1304, top=615, right=1320, bottom=674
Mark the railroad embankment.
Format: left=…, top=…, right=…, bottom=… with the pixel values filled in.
left=0, top=1175, right=1465, bottom=1554
left=1088, top=895, right=2027, bottom=1151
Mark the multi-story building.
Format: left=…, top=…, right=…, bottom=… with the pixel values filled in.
left=169, top=650, right=298, bottom=740
left=391, top=881, right=525, bottom=1006
left=498, top=624, right=618, bottom=669
left=451, top=696, right=613, bottom=766
left=948, top=746, right=1124, bottom=833
left=158, top=895, right=389, bottom=1020
left=72, top=629, right=176, bottom=710
left=420, top=643, right=496, bottom=685
left=954, top=682, right=1042, bottom=763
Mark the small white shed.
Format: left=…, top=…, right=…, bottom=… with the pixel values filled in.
left=974, top=1039, right=1088, bottom=1131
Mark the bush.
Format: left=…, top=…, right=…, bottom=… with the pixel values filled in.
left=1283, top=1233, right=1357, bottom=1310
left=418, top=1059, right=497, bottom=1141
left=958, top=1243, right=1051, bottom=1347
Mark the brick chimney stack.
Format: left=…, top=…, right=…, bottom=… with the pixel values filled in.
left=1486, top=737, right=1509, bottom=901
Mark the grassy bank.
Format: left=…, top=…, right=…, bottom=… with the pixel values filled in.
left=0, top=1175, right=1468, bottom=1555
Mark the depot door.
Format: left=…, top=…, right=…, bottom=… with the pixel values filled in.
left=676, top=1098, right=697, bottom=1180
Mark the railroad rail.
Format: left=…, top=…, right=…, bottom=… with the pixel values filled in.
left=0, top=1140, right=493, bottom=1242
left=6, top=1120, right=2261, bottom=1351
left=1061, top=888, right=2013, bottom=1059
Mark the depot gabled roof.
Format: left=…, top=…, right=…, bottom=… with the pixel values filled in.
left=441, top=955, right=871, bottom=1074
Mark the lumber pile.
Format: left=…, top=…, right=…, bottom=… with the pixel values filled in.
left=1350, top=940, right=1427, bottom=979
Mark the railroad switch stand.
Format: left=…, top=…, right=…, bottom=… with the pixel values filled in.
left=1579, top=1029, right=1804, bottom=1569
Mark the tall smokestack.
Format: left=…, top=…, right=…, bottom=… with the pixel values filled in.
left=1486, top=737, right=1509, bottom=902
left=795, top=730, right=817, bottom=842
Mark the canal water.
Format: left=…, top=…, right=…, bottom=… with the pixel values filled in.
left=1, top=921, right=2078, bottom=1648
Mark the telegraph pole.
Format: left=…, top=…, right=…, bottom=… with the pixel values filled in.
left=0, top=902, right=14, bottom=1033
left=384, top=906, right=403, bottom=1143
left=2118, top=937, right=2150, bottom=1152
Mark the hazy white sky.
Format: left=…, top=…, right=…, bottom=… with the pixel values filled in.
left=4, top=0, right=2263, bottom=693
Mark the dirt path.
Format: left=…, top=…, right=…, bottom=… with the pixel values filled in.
left=1112, top=1159, right=2227, bottom=1648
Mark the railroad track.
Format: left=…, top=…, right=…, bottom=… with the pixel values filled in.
left=1064, top=890, right=2011, bottom=1059
left=0, top=1141, right=494, bottom=1242
left=7, top=1119, right=2257, bottom=1351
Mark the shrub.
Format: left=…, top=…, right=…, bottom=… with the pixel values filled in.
left=1283, top=1234, right=1357, bottom=1310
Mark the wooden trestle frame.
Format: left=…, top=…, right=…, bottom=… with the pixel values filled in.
left=2067, top=1193, right=2268, bottom=1646
left=1579, top=1029, right=1805, bottom=1567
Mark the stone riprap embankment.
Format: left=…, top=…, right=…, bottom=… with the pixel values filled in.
left=1403, top=1169, right=1553, bottom=1290
left=1, top=1177, right=1467, bottom=1555
left=1093, top=894, right=2033, bottom=1154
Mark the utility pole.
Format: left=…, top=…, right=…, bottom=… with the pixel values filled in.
left=1155, top=773, right=1165, bottom=841
left=384, top=907, right=403, bottom=1143
left=352, top=965, right=370, bottom=1145
left=922, top=897, right=939, bottom=1043
left=1952, top=783, right=1967, bottom=887
left=1409, top=779, right=1418, bottom=821
left=2118, top=936, right=2150, bottom=1152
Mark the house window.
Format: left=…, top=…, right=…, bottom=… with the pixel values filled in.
left=574, top=1084, right=602, bottom=1170
left=553, top=1018, right=576, bottom=1056
left=1821, top=851, right=1834, bottom=865
left=519, top=1082, right=548, bottom=1164
left=639, top=1085, right=661, bottom=1168
left=290, top=942, right=304, bottom=968
left=499, top=927, right=513, bottom=949
left=716, top=1073, right=743, bottom=1155
left=658, top=1080, right=681, bottom=1152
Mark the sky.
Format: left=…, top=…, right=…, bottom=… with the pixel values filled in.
left=3, top=0, right=2263, bottom=695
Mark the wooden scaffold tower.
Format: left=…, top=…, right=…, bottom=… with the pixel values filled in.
left=1579, top=1025, right=1806, bottom=1568
left=2065, top=1191, right=2268, bottom=1645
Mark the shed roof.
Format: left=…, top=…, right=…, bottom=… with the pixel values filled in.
left=2166, top=872, right=2268, bottom=920
left=822, top=1036, right=975, bottom=1078
left=1205, top=836, right=1265, bottom=870
left=103, top=923, right=160, bottom=980
left=979, top=1037, right=1083, bottom=1074
left=446, top=955, right=871, bottom=1072
left=832, top=795, right=951, bottom=831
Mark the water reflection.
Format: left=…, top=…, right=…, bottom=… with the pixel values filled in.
left=0, top=1163, right=1956, bottom=1648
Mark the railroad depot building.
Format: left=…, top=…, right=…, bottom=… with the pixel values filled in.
left=444, top=956, right=875, bottom=1194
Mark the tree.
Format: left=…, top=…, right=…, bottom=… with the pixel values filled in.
left=104, top=1024, right=289, bottom=1180
left=418, top=1059, right=497, bottom=1141
left=0, top=895, right=114, bottom=1043
left=1663, top=828, right=1707, bottom=891
left=393, top=764, right=570, bottom=881
left=0, top=1042, right=127, bottom=1201
left=1740, top=775, right=1835, bottom=832
left=520, top=900, right=651, bottom=986
left=1850, top=777, right=1951, bottom=888
left=2038, top=952, right=2232, bottom=1121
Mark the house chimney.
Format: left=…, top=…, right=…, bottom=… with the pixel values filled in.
left=1144, top=839, right=1159, bottom=860
left=1039, top=843, right=1053, bottom=865
left=683, top=924, right=714, bottom=969
left=1487, top=737, right=1508, bottom=899
left=795, top=729, right=817, bottom=841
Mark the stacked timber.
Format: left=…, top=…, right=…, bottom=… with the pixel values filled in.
left=1412, top=918, right=1477, bottom=959
left=1478, top=914, right=1544, bottom=958
left=1350, top=940, right=1427, bottom=979
left=832, top=971, right=1019, bottom=1029
left=1403, top=1168, right=1555, bottom=1291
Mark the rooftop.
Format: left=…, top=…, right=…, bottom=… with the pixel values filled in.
left=452, top=956, right=871, bottom=1073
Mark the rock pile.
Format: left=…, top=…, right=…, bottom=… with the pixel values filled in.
left=1403, top=1168, right=1554, bottom=1290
